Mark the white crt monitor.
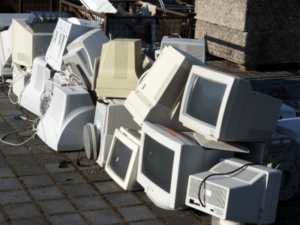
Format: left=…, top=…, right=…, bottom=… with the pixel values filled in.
left=62, top=29, right=109, bottom=90
left=0, top=25, right=13, bottom=66
left=186, top=158, right=282, bottom=225
left=137, top=121, right=234, bottom=210
left=124, top=46, right=206, bottom=132
left=12, top=19, right=54, bottom=67
left=46, top=17, right=99, bottom=71
left=179, top=65, right=282, bottom=142
left=97, top=101, right=141, bottom=167
left=105, top=127, right=143, bottom=191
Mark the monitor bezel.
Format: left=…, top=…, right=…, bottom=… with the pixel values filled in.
left=137, top=122, right=184, bottom=209
left=180, top=65, right=235, bottom=140
left=105, top=128, right=140, bottom=190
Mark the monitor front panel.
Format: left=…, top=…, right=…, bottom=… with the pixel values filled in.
left=180, top=66, right=236, bottom=140
left=187, top=76, right=227, bottom=127
left=142, top=134, right=175, bottom=193
left=109, top=138, right=133, bottom=181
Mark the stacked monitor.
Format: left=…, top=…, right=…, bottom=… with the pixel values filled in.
left=106, top=127, right=143, bottom=191
left=0, top=25, right=13, bottom=67
left=12, top=64, right=31, bottom=98
left=179, top=65, right=282, bottom=142
left=124, top=46, right=206, bottom=132
left=62, top=29, right=109, bottom=90
left=95, top=39, right=144, bottom=98
left=137, top=122, right=234, bottom=210
left=12, top=19, right=55, bottom=67
left=186, top=158, right=282, bottom=225
left=46, top=17, right=100, bottom=71
left=160, top=36, right=206, bottom=64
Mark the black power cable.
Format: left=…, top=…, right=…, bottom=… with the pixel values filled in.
left=198, top=162, right=261, bottom=207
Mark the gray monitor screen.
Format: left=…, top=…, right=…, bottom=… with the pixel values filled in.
left=187, top=76, right=227, bottom=126
left=109, top=139, right=132, bottom=181
left=142, top=134, right=174, bottom=193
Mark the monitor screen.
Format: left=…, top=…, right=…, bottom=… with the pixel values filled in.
left=187, top=76, right=227, bottom=126
left=142, top=134, right=174, bottom=193
left=110, top=139, right=132, bottom=181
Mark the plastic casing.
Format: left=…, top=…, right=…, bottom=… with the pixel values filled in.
left=137, top=121, right=234, bottom=210
left=37, top=86, right=95, bottom=151
left=186, top=158, right=282, bottom=224
left=180, top=65, right=282, bottom=142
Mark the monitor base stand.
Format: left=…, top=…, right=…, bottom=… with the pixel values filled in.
left=146, top=192, right=187, bottom=211
left=193, top=133, right=250, bottom=153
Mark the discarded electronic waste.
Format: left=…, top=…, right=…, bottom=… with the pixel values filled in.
left=1, top=12, right=299, bottom=225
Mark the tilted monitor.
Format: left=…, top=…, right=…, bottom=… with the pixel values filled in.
left=95, top=39, right=143, bottom=98
left=106, top=127, right=143, bottom=191
left=124, top=46, right=206, bottom=132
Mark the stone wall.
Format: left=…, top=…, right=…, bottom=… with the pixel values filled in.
left=195, top=0, right=300, bottom=66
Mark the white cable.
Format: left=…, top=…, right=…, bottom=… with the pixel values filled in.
left=138, top=69, right=150, bottom=85
left=0, top=131, right=37, bottom=146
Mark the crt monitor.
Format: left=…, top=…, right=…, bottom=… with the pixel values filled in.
left=179, top=65, right=282, bottom=142
left=124, top=46, right=206, bottom=132
left=105, top=127, right=143, bottom=191
left=137, top=121, right=234, bottom=210
left=12, top=19, right=55, bottom=67
left=62, top=29, right=109, bottom=91
left=46, top=17, right=99, bottom=71
left=186, top=158, right=282, bottom=225
left=95, top=39, right=143, bottom=98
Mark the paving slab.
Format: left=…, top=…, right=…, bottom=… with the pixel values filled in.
left=94, top=181, right=124, bottom=194
left=82, top=170, right=110, bottom=181
left=0, top=190, right=31, bottom=205
left=6, top=155, right=37, bottom=165
left=14, top=165, right=46, bottom=176
left=118, top=206, right=156, bottom=221
left=135, top=192, right=151, bottom=203
left=0, top=158, right=8, bottom=167
left=63, top=184, right=97, bottom=197
left=53, top=172, right=85, bottom=184
left=48, top=214, right=87, bottom=225
left=37, top=153, right=65, bottom=164
left=29, top=186, right=64, bottom=201
left=0, top=167, right=15, bottom=178
left=44, top=162, right=75, bottom=173
left=28, top=145, right=53, bottom=154
left=11, top=218, right=48, bottom=225
left=131, top=221, right=165, bottom=225
left=39, top=199, right=76, bottom=215
left=0, top=178, right=23, bottom=191
left=105, top=192, right=141, bottom=207
left=4, top=203, right=41, bottom=220
left=0, top=146, right=30, bottom=155
left=0, top=212, right=4, bottom=222
left=72, top=196, right=109, bottom=211
left=21, top=175, right=55, bottom=188
left=83, top=210, right=123, bottom=225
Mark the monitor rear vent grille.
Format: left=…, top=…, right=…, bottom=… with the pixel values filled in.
left=114, top=42, right=128, bottom=80
left=155, top=65, right=189, bottom=109
left=189, top=177, right=227, bottom=209
left=212, top=163, right=259, bottom=183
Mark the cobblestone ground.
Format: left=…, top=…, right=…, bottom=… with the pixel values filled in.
left=0, top=58, right=299, bottom=225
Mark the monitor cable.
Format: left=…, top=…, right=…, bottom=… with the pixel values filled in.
left=0, top=116, right=39, bottom=146
left=198, top=162, right=261, bottom=208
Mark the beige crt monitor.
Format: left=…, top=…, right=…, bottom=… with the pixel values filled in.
left=95, top=39, right=143, bottom=98
left=12, top=19, right=54, bottom=67
left=124, top=46, right=206, bottom=132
